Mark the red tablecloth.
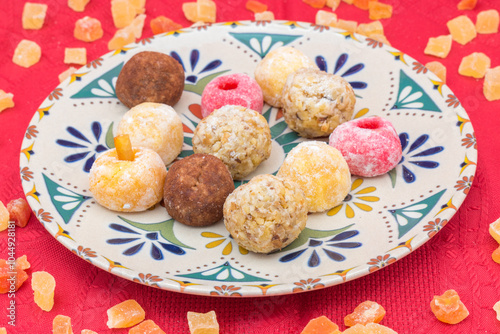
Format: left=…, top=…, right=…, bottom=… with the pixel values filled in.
left=1, top=0, right=500, bottom=333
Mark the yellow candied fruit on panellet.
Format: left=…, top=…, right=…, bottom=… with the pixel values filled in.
left=356, top=20, right=383, bottom=37
left=68, top=0, right=90, bottom=12
left=111, top=0, right=137, bottom=29
left=424, top=35, right=452, bottom=59
left=430, top=289, right=469, bottom=324
left=484, top=66, right=500, bottom=101
left=187, top=311, right=219, bottom=334
left=196, top=0, right=217, bottom=23
left=301, top=316, right=341, bottom=334
left=22, top=2, right=48, bottom=30
left=336, top=19, right=357, bottom=32
left=64, top=48, right=87, bottom=65
left=458, top=52, right=490, bottom=79
left=74, top=16, right=104, bottom=42
left=107, top=299, right=145, bottom=328
left=447, top=15, right=477, bottom=45
left=129, top=320, right=166, bottom=334
left=0, top=90, right=15, bottom=114
left=255, top=11, right=274, bottom=20
left=108, top=27, right=136, bottom=50
left=425, top=61, right=447, bottom=83
left=315, top=10, right=337, bottom=27
left=58, top=67, right=77, bottom=83
left=52, top=315, right=73, bottom=334
left=31, top=271, right=56, bottom=312
left=12, top=39, right=41, bottom=68
left=326, top=0, right=341, bottom=10
left=368, top=2, right=392, bottom=20
left=476, top=10, right=499, bottom=34
left=489, top=217, right=500, bottom=243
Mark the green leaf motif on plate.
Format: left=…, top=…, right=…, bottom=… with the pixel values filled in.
left=43, top=173, right=90, bottom=224
left=392, top=70, right=441, bottom=112
left=280, top=224, right=355, bottom=253
left=389, top=189, right=446, bottom=239
left=177, top=261, right=270, bottom=282
left=71, top=62, right=123, bottom=99
left=229, top=32, right=302, bottom=58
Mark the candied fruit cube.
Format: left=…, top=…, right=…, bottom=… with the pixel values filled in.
left=150, top=16, right=182, bottom=34
left=59, top=67, right=78, bottom=83
left=326, top=0, right=341, bottom=10
left=15, top=255, right=30, bottom=271
left=255, top=11, right=274, bottom=20
left=344, top=301, right=386, bottom=327
left=197, top=0, right=216, bottom=23
left=490, top=217, right=500, bottom=243
left=494, top=301, right=500, bottom=321
left=0, top=201, right=8, bottom=231
left=74, top=16, right=104, bottom=42
left=447, top=15, right=476, bottom=45
left=0, top=258, right=29, bottom=294
left=492, top=245, right=500, bottom=264
left=357, top=21, right=383, bottom=37
left=343, top=323, right=397, bottom=334
left=457, top=0, right=476, bottom=10
left=22, top=2, right=48, bottom=30
left=64, top=48, right=87, bottom=65
left=12, top=39, right=41, bottom=68
left=303, top=0, right=326, bottom=8
left=343, top=0, right=354, bottom=4
left=246, top=0, right=268, bottom=13
left=0, top=328, right=6, bottom=334
left=0, top=91, right=14, bottom=113
left=430, top=289, right=469, bottom=324
left=424, top=35, right=452, bottom=58
left=68, top=0, right=90, bottom=12
left=129, top=0, right=146, bottom=14
left=425, top=61, right=447, bottom=83
left=368, top=2, right=392, bottom=20
left=53, top=315, right=73, bottom=334
left=81, top=330, right=98, bottom=334
left=369, top=34, right=391, bottom=45
left=484, top=66, right=500, bottom=101
left=107, top=299, right=145, bottom=328
left=316, top=10, right=337, bottom=27
left=476, top=10, right=499, bottom=34
left=335, top=19, right=357, bottom=32
left=128, top=13, right=146, bottom=39
left=183, top=2, right=198, bottom=22
left=458, top=52, right=490, bottom=79
left=32, top=271, right=56, bottom=311
left=187, top=311, right=219, bottom=334
left=129, top=319, right=166, bottom=334
left=7, top=198, right=31, bottom=228
left=353, top=0, right=377, bottom=11
left=108, top=27, right=135, bottom=50
left=111, top=0, right=136, bottom=28
left=301, top=316, right=341, bottom=334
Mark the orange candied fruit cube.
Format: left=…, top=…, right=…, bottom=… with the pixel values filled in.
left=326, top=0, right=341, bottom=10
left=255, top=11, right=274, bottom=20
left=336, top=19, right=357, bottom=32
left=53, top=315, right=73, bottom=334
left=0, top=258, right=29, bottom=294
left=343, top=0, right=354, bottom=4
left=150, top=16, right=182, bottom=35
left=187, top=311, right=219, bottom=334
left=425, top=61, right=447, bottom=83
left=22, top=2, right=48, bottom=30
left=315, top=10, right=337, bottom=27
left=246, top=0, right=268, bottom=13
left=129, top=0, right=146, bottom=15
left=353, top=0, right=377, bottom=11
left=368, top=2, right=392, bottom=20
left=12, top=39, right=42, bottom=68
left=68, top=0, right=90, bottom=12
left=447, top=15, right=477, bottom=45
left=183, top=2, right=198, bottom=22
left=356, top=20, right=383, bottom=37
left=343, top=323, right=397, bottom=334
left=129, top=319, right=166, bottom=334
left=0, top=327, right=6, bottom=334
left=196, top=0, right=216, bottom=23
left=301, top=315, right=341, bottom=334
left=430, top=289, right=469, bottom=324
left=303, top=0, right=327, bottom=9
left=32, top=271, right=56, bottom=312
left=489, top=217, right=500, bottom=242
left=457, top=0, right=477, bottom=10
left=344, top=301, right=386, bottom=327
left=424, top=35, right=452, bottom=59
left=107, top=299, right=145, bottom=328
left=458, top=52, right=491, bottom=79
left=111, top=0, right=137, bottom=29
left=74, top=17, right=104, bottom=42
left=15, top=255, right=30, bottom=271
left=476, top=10, right=499, bottom=34
left=64, top=48, right=87, bottom=65
left=484, top=66, right=500, bottom=101
left=0, top=91, right=15, bottom=114
left=7, top=198, right=31, bottom=228
left=492, top=245, right=500, bottom=264
left=59, top=67, right=78, bottom=83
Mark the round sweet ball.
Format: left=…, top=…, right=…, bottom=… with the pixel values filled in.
left=277, top=141, right=351, bottom=213
left=281, top=67, right=356, bottom=138
left=164, top=154, right=234, bottom=227
left=89, top=147, right=167, bottom=212
left=254, top=46, right=318, bottom=108
left=116, top=51, right=185, bottom=108
left=329, top=117, right=403, bottom=177
left=192, top=105, right=272, bottom=180
left=201, top=73, right=264, bottom=118
left=223, top=174, right=308, bottom=254
left=117, top=102, right=184, bottom=166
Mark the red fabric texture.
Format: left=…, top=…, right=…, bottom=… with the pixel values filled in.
left=1, top=0, right=500, bottom=333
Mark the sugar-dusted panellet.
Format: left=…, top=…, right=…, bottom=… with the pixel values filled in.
left=150, top=16, right=182, bottom=34
left=129, top=319, right=166, bottom=334
left=301, top=316, right=341, bottom=334
left=343, top=323, right=398, bottom=333
left=111, top=0, right=136, bottom=28
left=484, top=67, right=500, bottom=101
left=53, top=315, right=73, bottom=334
left=447, top=15, right=477, bottom=45
left=476, top=10, right=499, bottom=34
left=187, top=311, right=219, bottom=334
left=68, top=0, right=90, bottom=12
left=0, top=201, right=8, bottom=231
left=357, top=20, right=383, bottom=36
left=353, top=0, right=377, bottom=10
left=32, top=271, right=56, bottom=312
left=458, top=52, right=490, bottom=79
left=457, top=0, right=477, bottom=10
left=424, top=35, right=452, bottom=58
left=58, top=67, right=78, bottom=83
left=430, top=289, right=469, bottom=324
left=425, top=61, right=447, bottom=83
left=107, top=299, right=145, bottom=328
left=255, top=10, right=274, bottom=20
left=74, top=16, right=103, bottom=42
left=246, top=0, right=267, bottom=13
left=315, top=10, right=337, bottom=27
left=326, top=0, right=341, bottom=10
left=336, top=19, right=357, bottom=32
left=7, top=198, right=31, bottom=227
left=64, top=48, right=86, bottom=65
left=303, top=0, right=326, bottom=9
left=22, top=2, right=48, bottom=30
left=344, top=301, right=386, bottom=327
left=368, top=1, right=392, bottom=20
left=12, top=39, right=41, bottom=68
left=0, top=90, right=15, bottom=113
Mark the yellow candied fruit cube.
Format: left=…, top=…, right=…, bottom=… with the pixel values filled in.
left=492, top=245, right=500, bottom=264
left=187, top=311, right=219, bottom=334
left=64, top=48, right=87, bottom=65
left=31, top=271, right=56, bottom=312
left=369, top=33, right=390, bottom=46
left=425, top=61, right=447, bottom=83
left=342, top=0, right=354, bottom=4
left=368, top=2, right=392, bottom=20
left=12, top=39, right=41, bottom=68
left=0, top=201, right=9, bottom=231
left=108, top=27, right=136, bottom=50
left=183, top=2, right=198, bottom=22
left=81, top=330, right=98, bottom=334
left=68, top=0, right=90, bottom=12
left=356, top=20, right=383, bottom=37
left=336, top=19, right=357, bottom=32
left=0, top=91, right=15, bottom=114
left=196, top=0, right=216, bottom=23
left=494, top=301, right=500, bottom=320
left=476, top=10, right=499, bottom=34
left=255, top=11, right=274, bottom=20
left=424, top=35, right=452, bottom=59
left=458, top=52, right=490, bottom=79
left=58, top=67, right=78, bottom=83
left=489, top=217, right=500, bottom=243
left=129, top=0, right=146, bottom=14
left=315, top=10, right=337, bottom=27
left=484, top=67, right=500, bottom=102
left=107, top=299, right=145, bottom=328
left=326, top=0, right=341, bottom=10
left=0, top=327, right=6, bottom=334
left=53, top=315, right=73, bottom=334
left=128, top=14, right=146, bottom=39
left=22, top=2, right=48, bottom=30
left=111, top=0, right=137, bottom=29
left=447, top=15, right=477, bottom=45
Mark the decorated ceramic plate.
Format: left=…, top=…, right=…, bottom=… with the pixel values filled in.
left=20, top=21, right=477, bottom=297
